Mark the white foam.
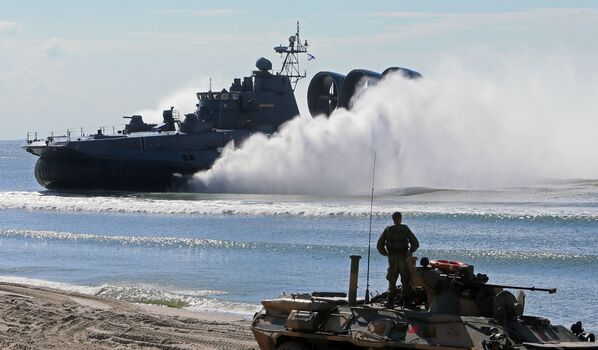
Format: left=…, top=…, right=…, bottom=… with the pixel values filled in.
left=184, top=297, right=261, bottom=316
left=0, top=190, right=596, bottom=219
left=0, top=275, right=260, bottom=316
left=0, top=275, right=102, bottom=295
left=93, top=284, right=260, bottom=316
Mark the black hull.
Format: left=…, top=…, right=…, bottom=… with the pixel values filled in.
left=35, top=156, right=200, bottom=192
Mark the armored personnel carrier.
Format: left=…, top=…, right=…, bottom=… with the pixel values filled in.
left=252, top=255, right=596, bottom=350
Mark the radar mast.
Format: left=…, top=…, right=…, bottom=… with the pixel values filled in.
left=274, top=21, right=308, bottom=91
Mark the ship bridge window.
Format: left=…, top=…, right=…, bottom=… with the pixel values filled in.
left=232, top=93, right=239, bottom=100
left=212, top=93, right=220, bottom=99
left=221, top=93, right=229, bottom=100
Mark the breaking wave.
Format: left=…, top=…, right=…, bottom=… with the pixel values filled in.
left=380, top=187, right=448, bottom=196
left=0, top=275, right=259, bottom=316
left=0, top=275, right=103, bottom=295
left=95, top=284, right=259, bottom=315
left=0, top=191, right=596, bottom=220
left=0, top=228, right=269, bottom=250
left=1, top=229, right=596, bottom=264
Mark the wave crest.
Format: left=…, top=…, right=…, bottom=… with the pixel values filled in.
left=2, top=229, right=596, bottom=264
left=0, top=191, right=596, bottom=220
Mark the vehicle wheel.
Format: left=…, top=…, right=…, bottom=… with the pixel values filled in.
left=276, top=340, right=309, bottom=350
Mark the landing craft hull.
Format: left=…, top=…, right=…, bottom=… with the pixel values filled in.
left=34, top=156, right=198, bottom=192
left=24, top=139, right=222, bottom=192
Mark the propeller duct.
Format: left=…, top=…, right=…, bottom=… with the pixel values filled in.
left=307, top=71, right=345, bottom=117
left=381, top=67, right=423, bottom=80
left=339, top=69, right=382, bottom=110
left=306, top=67, right=423, bottom=117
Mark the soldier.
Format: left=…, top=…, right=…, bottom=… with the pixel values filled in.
left=376, top=211, right=419, bottom=307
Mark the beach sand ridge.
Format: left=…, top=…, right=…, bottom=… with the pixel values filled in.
left=0, top=282, right=257, bottom=349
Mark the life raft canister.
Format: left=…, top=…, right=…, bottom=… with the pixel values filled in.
left=429, top=259, right=470, bottom=273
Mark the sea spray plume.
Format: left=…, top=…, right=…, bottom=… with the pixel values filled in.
left=193, top=108, right=380, bottom=194
left=133, top=86, right=198, bottom=123
left=190, top=79, right=411, bottom=194
left=193, top=54, right=598, bottom=194
left=134, top=76, right=225, bottom=123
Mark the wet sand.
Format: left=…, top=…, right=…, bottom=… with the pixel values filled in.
left=0, top=282, right=257, bottom=349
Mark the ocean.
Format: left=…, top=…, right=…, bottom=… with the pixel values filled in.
left=0, top=139, right=596, bottom=331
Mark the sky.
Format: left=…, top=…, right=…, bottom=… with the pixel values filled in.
left=1, top=0, right=598, bottom=140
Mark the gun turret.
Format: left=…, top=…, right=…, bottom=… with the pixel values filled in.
left=409, top=257, right=556, bottom=317
left=123, top=115, right=156, bottom=134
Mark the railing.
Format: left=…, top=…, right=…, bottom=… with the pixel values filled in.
left=25, top=132, right=39, bottom=143
left=26, top=124, right=126, bottom=144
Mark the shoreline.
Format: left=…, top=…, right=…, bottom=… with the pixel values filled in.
left=0, top=282, right=257, bottom=349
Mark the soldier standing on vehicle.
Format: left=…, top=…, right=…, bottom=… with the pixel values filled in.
left=376, top=211, right=419, bottom=307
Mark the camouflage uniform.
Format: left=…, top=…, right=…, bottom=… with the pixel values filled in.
left=376, top=224, right=419, bottom=303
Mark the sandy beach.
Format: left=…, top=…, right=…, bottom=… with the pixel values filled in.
left=0, top=282, right=257, bottom=349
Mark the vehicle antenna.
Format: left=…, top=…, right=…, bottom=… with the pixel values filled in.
left=365, top=151, right=376, bottom=303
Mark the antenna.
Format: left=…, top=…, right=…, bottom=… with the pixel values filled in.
left=274, top=21, right=308, bottom=90
left=365, top=151, right=377, bottom=303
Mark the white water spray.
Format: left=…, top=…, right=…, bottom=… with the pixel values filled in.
left=192, top=53, right=598, bottom=194
left=134, top=76, right=226, bottom=123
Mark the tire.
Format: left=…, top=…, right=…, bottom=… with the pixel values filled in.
left=276, top=340, right=309, bottom=350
